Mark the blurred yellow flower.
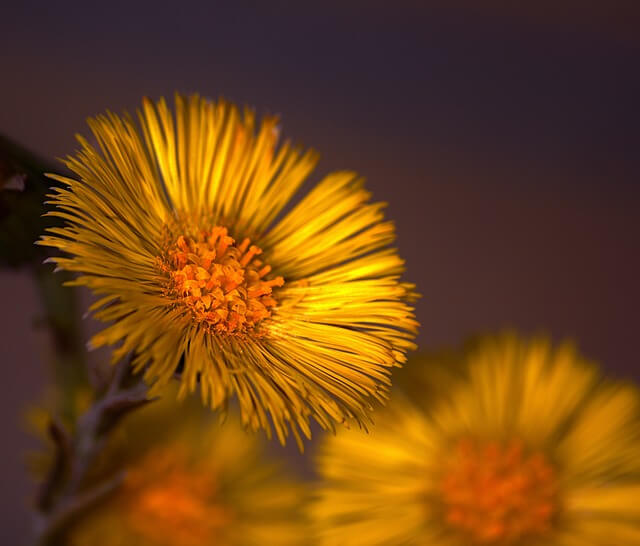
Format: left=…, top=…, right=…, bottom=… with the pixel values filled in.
left=312, top=335, right=640, bottom=545
left=63, top=392, right=307, bottom=546
left=39, top=94, right=418, bottom=446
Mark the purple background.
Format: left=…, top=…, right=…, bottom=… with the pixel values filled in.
left=2, top=3, right=639, bottom=544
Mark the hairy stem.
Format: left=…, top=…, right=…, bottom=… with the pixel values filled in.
left=0, top=135, right=155, bottom=544
left=33, top=358, right=152, bottom=545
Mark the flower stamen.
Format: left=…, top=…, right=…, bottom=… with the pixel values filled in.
left=161, top=225, right=284, bottom=335
left=439, top=438, right=556, bottom=544
left=124, top=450, right=231, bottom=546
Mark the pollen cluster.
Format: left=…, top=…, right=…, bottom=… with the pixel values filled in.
left=161, top=225, right=284, bottom=335
left=439, top=438, right=556, bottom=544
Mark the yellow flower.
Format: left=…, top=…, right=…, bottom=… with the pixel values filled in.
left=39, top=94, right=418, bottom=446
left=64, top=392, right=307, bottom=546
left=311, top=335, right=640, bottom=545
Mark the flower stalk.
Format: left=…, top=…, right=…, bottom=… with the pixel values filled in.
left=1, top=134, right=88, bottom=419
left=33, top=357, right=152, bottom=545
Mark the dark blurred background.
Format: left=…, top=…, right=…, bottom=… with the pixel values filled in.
left=1, top=2, right=639, bottom=543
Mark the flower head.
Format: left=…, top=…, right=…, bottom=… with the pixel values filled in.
left=311, top=335, right=640, bottom=545
left=39, top=94, right=418, bottom=445
left=62, top=392, right=307, bottom=546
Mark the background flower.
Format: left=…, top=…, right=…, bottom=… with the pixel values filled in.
left=54, top=389, right=307, bottom=546
left=312, top=334, right=640, bottom=545
left=39, top=94, right=418, bottom=446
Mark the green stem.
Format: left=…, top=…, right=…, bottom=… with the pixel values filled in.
left=33, top=264, right=89, bottom=422
left=1, top=133, right=88, bottom=413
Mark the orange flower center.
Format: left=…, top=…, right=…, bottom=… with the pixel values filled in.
left=160, top=225, right=284, bottom=335
left=124, top=451, right=231, bottom=546
left=439, top=438, right=556, bottom=544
